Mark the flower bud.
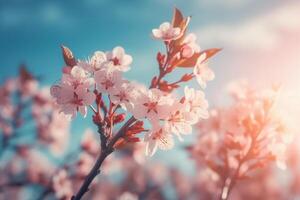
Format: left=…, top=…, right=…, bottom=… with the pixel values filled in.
left=92, top=114, right=101, bottom=125
left=181, top=73, right=194, bottom=82
left=156, top=52, right=165, bottom=67
left=113, top=113, right=126, bottom=124
left=61, top=45, right=77, bottom=67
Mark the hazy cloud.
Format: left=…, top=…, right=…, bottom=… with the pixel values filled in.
left=197, top=2, right=300, bottom=50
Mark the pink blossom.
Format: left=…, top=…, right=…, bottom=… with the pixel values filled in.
left=191, top=82, right=290, bottom=193
left=110, top=82, right=138, bottom=110
left=44, top=112, right=70, bottom=155
left=181, top=33, right=200, bottom=58
left=268, top=143, right=287, bottom=170
left=164, top=103, right=193, bottom=141
left=25, top=149, right=55, bottom=184
left=152, top=22, right=181, bottom=41
left=51, top=84, right=95, bottom=118
left=52, top=169, right=73, bottom=199
left=144, top=124, right=174, bottom=156
left=0, top=122, right=12, bottom=136
left=4, top=78, right=17, bottom=92
left=32, top=87, right=53, bottom=116
left=51, top=66, right=95, bottom=118
left=106, top=46, right=133, bottom=72
left=81, top=129, right=100, bottom=155
left=19, top=79, right=39, bottom=99
left=226, top=79, right=251, bottom=100
left=61, top=65, right=94, bottom=87
left=77, top=153, right=95, bottom=177
left=0, top=83, right=14, bottom=118
left=183, top=86, right=209, bottom=123
left=94, top=69, right=123, bottom=94
left=84, top=51, right=107, bottom=72
left=193, top=54, right=215, bottom=89
left=118, top=192, right=138, bottom=200
left=130, top=88, right=174, bottom=123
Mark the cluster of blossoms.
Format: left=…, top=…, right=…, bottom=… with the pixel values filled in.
left=0, top=66, right=38, bottom=137
left=49, top=8, right=220, bottom=199
left=50, top=8, right=219, bottom=158
left=0, top=66, right=72, bottom=199
left=189, top=80, right=292, bottom=199
left=0, top=67, right=70, bottom=156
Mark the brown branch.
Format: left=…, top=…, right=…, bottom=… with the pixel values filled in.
left=71, top=148, right=111, bottom=200
left=71, top=116, right=135, bottom=200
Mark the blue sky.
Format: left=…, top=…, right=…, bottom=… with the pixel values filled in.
left=1, top=0, right=299, bottom=92
left=1, top=0, right=300, bottom=172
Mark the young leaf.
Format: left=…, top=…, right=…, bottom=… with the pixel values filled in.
left=176, top=48, right=221, bottom=68
left=176, top=52, right=200, bottom=68
left=201, top=48, right=222, bottom=62
left=172, top=8, right=184, bottom=27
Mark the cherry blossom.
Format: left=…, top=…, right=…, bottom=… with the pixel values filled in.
left=52, top=169, right=73, bottom=199
left=189, top=81, right=291, bottom=199
left=24, top=149, right=56, bottom=184
left=18, top=67, right=39, bottom=98
left=51, top=66, right=95, bottom=118
left=77, top=153, right=95, bottom=177
left=183, top=86, right=209, bottom=123
left=164, top=103, right=193, bottom=141
left=144, top=124, right=174, bottom=156
left=106, top=46, right=133, bottom=72
left=81, top=129, right=100, bottom=155
left=110, top=81, right=138, bottom=110
left=130, top=88, right=174, bottom=123
left=118, top=192, right=138, bottom=200
left=51, top=84, right=95, bottom=118
left=94, top=68, right=123, bottom=94
left=193, top=54, right=215, bottom=89
left=152, top=22, right=181, bottom=41
left=181, top=33, right=200, bottom=58
left=84, top=51, right=107, bottom=72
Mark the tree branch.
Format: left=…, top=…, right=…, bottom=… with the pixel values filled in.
left=71, top=148, right=110, bottom=200
left=71, top=116, right=135, bottom=200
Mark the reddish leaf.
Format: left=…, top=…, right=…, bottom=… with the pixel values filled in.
left=201, top=48, right=222, bottom=62
left=175, top=52, right=200, bottom=68
left=61, top=45, right=77, bottom=67
left=172, top=8, right=184, bottom=27
left=170, top=16, right=191, bottom=55
left=176, top=48, right=221, bottom=68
